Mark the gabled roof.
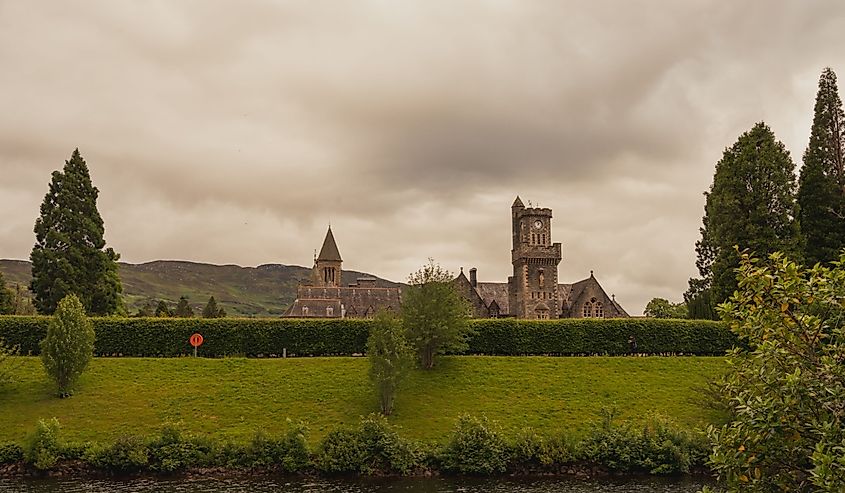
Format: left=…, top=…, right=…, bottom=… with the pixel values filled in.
left=476, top=282, right=509, bottom=315
left=318, top=226, right=342, bottom=262
left=512, top=196, right=524, bottom=208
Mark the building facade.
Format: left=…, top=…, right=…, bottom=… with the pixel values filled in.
left=283, top=227, right=402, bottom=318
left=455, top=196, right=628, bottom=319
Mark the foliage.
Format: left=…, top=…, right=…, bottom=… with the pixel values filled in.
left=134, top=302, right=155, bottom=317
left=644, top=298, right=687, bottom=319
left=0, top=272, right=12, bottom=315
left=173, top=296, right=194, bottom=318
left=84, top=435, right=149, bottom=473
left=0, top=442, right=23, bottom=464
left=367, top=311, right=413, bottom=415
left=146, top=423, right=215, bottom=473
left=316, top=414, right=420, bottom=475
left=238, top=422, right=309, bottom=472
left=29, top=148, right=123, bottom=315
left=155, top=300, right=171, bottom=318
left=798, top=68, right=845, bottom=267
left=202, top=296, right=225, bottom=318
left=580, top=409, right=707, bottom=474
left=23, top=418, right=62, bottom=470
left=439, top=414, right=509, bottom=474
left=688, top=123, right=801, bottom=311
left=686, top=288, right=718, bottom=320
left=40, top=294, right=95, bottom=397
left=402, top=259, right=472, bottom=369
left=0, top=316, right=736, bottom=357
left=708, top=251, right=845, bottom=491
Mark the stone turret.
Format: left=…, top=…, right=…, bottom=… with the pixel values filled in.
left=314, top=226, right=342, bottom=287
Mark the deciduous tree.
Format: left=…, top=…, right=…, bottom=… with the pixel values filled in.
left=708, top=251, right=845, bottom=491
left=367, top=311, right=413, bottom=415
left=30, top=149, right=123, bottom=315
left=401, top=259, right=471, bottom=369
left=643, top=298, right=687, bottom=319
left=41, top=294, right=95, bottom=397
left=798, top=67, right=845, bottom=267
left=154, top=301, right=171, bottom=318
left=174, top=296, right=194, bottom=318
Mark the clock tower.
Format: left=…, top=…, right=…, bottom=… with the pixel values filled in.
left=507, top=196, right=562, bottom=319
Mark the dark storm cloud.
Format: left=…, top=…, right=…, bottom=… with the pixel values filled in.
left=1, top=1, right=845, bottom=314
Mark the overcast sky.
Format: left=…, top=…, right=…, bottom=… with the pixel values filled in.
left=2, top=1, right=844, bottom=315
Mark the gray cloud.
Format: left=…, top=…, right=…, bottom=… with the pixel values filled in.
left=2, top=0, right=845, bottom=314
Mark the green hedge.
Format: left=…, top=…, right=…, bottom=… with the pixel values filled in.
left=0, top=316, right=734, bottom=357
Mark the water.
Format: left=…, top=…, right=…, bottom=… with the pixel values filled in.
left=0, top=476, right=710, bottom=492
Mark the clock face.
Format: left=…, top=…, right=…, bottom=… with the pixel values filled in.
left=534, top=220, right=543, bottom=229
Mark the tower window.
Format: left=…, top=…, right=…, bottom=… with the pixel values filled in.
left=327, top=306, right=334, bottom=317
left=542, top=234, right=546, bottom=245
left=302, top=306, right=309, bottom=316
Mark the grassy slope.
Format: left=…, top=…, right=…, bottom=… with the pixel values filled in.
left=0, top=356, right=726, bottom=444
left=0, top=260, right=400, bottom=317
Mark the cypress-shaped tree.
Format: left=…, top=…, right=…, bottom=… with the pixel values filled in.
left=174, top=296, right=194, bottom=318
left=202, top=296, right=220, bottom=318
left=688, top=123, right=801, bottom=308
left=30, top=149, right=123, bottom=315
left=797, top=67, right=845, bottom=266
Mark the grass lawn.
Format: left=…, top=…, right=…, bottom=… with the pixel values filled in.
left=0, top=356, right=727, bottom=444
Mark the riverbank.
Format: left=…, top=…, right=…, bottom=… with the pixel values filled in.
left=1, top=356, right=726, bottom=443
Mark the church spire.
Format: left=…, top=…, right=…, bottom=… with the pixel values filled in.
left=318, top=226, right=342, bottom=262
left=512, top=195, right=525, bottom=208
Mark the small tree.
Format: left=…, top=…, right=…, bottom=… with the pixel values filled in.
left=41, top=294, right=95, bottom=397
left=401, top=259, right=471, bottom=369
left=202, top=296, right=224, bottom=318
left=367, top=310, right=413, bottom=415
left=154, top=300, right=171, bottom=317
left=173, top=296, right=194, bottom=318
left=0, top=271, right=13, bottom=315
left=643, top=297, right=687, bottom=318
left=708, top=251, right=845, bottom=491
left=10, top=284, right=37, bottom=315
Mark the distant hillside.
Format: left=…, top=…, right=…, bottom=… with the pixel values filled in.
left=0, top=259, right=401, bottom=317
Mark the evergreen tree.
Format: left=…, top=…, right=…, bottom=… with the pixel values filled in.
left=174, top=296, right=194, bottom=318
left=154, top=301, right=171, bottom=318
left=30, top=149, right=123, bottom=315
left=797, top=67, right=845, bottom=266
left=202, top=296, right=221, bottom=318
left=10, top=284, right=37, bottom=315
left=217, top=306, right=226, bottom=318
left=0, top=272, right=13, bottom=315
left=134, top=302, right=155, bottom=317
left=687, top=123, right=801, bottom=308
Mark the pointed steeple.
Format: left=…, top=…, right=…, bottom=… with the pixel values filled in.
left=512, top=195, right=525, bottom=208
left=318, top=226, right=342, bottom=262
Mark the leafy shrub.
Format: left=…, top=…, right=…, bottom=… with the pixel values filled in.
left=509, top=427, right=578, bottom=468
left=240, top=422, right=309, bottom=472
left=85, top=435, right=148, bottom=473
left=146, top=424, right=215, bottom=473
left=316, top=414, right=420, bottom=475
left=40, top=294, right=94, bottom=397
left=0, top=316, right=735, bottom=357
left=23, top=418, right=62, bottom=470
left=579, top=411, right=707, bottom=474
left=0, top=442, right=23, bottom=464
left=439, top=415, right=509, bottom=474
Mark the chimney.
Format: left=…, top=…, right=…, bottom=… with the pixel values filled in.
left=469, top=267, right=477, bottom=287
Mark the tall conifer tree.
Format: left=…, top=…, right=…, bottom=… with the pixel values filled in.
left=30, top=149, right=123, bottom=315
left=688, top=123, right=801, bottom=308
left=797, top=67, right=845, bottom=266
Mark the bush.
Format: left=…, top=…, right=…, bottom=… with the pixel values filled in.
left=85, top=435, right=148, bottom=473
left=23, top=418, right=62, bottom=470
left=239, top=421, right=309, bottom=472
left=316, top=414, right=420, bottom=475
left=40, top=294, right=95, bottom=397
left=0, top=316, right=735, bottom=358
left=0, top=442, right=23, bottom=464
left=146, top=424, right=215, bottom=473
left=439, top=415, right=509, bottom=474
left=579, top=410, right=708, bottom=474
left=509, top=428, right=578, bottom=468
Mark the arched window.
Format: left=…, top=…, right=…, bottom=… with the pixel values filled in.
left=582, top=301, right=593, bottom=318
left=594, top=302, right=604, bottom=318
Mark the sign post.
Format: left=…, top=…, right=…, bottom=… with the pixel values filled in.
left=190, top=333, right=204, bottom=357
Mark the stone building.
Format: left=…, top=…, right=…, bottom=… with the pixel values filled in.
left=283, top=227, right=402, bottom=318
left=455, top=196, right=628, bottom=319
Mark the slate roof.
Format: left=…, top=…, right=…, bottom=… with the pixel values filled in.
left=286, top=285, right=402, bottom=318
left=476, top=282, right=509, bottom=315
left=318, top=227, right=342, bottom=262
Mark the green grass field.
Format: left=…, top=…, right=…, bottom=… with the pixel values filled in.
left=0, top=356, right=727, bottom=444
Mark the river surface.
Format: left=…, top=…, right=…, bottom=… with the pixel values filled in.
left=0, top=476, right=710, bottom=492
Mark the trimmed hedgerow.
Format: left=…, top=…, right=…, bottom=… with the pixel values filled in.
left=0, top=316, right=734, bottom=357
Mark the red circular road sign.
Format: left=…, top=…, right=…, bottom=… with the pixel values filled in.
left=190, top=333, right=204, bottom=347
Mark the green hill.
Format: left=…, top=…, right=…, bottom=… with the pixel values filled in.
left=0, top=259, right=400, bottom=317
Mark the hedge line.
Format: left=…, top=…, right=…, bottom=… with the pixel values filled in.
left=0, top=316, right=735, bottom=357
